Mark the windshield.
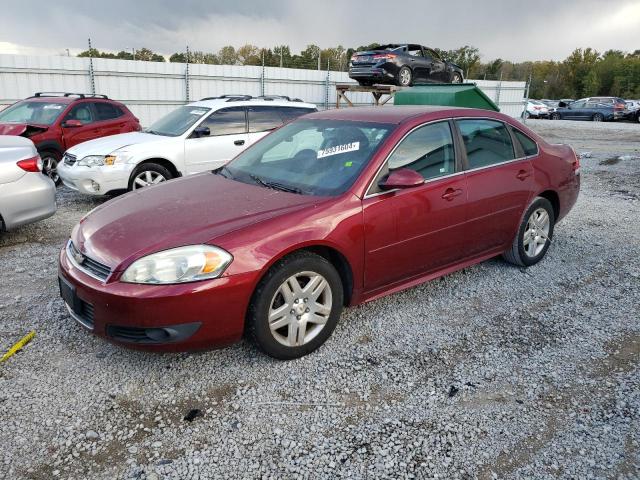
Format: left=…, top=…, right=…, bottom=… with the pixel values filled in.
left=0, top=101, right=67, bottom=125
left=223, top=119, right=394, bottom=196
left=146, top=106, right=211, bottom=137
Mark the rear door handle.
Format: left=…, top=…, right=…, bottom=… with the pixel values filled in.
left=516, top=170, right=531, bottom=181
left=234, top=139, right=245, bottom=146
left=441, top=188, right=463, bottom=201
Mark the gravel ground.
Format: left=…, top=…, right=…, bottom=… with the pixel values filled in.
left=0, top=119, right=639, bottom=479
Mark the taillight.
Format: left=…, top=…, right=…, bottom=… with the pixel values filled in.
left=372, top=53, right=397, bottom=60
left=17, top=155, right=43, bottom=172
left=570, top=148, right=580, bottom=175
left=350, top=54, right=358, bottom=61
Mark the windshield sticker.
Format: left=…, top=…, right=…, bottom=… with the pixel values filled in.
left=317, top=141, right=360, bottom=159
left=43, top=105, right=63, bottom=110
left=344, top=161, right=353, bottom=167
left=189, top=109, right=207, bottom=116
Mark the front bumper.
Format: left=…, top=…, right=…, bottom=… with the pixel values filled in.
left=58, top=246, right=258, bottom=352
left=58, top=161, right=133, bottom=195
left=0, top=172, right=56, bottom=230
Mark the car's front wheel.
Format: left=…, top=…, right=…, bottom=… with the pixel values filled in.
left=551, top=113, right=561, bottom=120
left=247, top=251, right=344, bottom=359
left=396, top=66, right=413, bottom=87
left=128, top=163, right=172, bottom=191
left=503, top=197, right=555, bottom=267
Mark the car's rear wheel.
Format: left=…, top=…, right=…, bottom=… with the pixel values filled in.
left=128, top=163, right=172, bottom=191
left=397, top=66, right=413, bottom=87
left=451, top=72, right=463, bottom=83
left=40, top=151, right=61, bottom=186
left=551, top=113, right=561, bottom=120
left=247, top=251, right=343, bottom=360
left=592, top=113, right=604, bottom=122
left=503, top=197, right=555, bottom=267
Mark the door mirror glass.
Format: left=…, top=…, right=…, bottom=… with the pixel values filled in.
left=191, top=125, right=210, bottom=138
left=379, top=168, right=424, bottom=190
left=62, top=119, right=82, bottom=128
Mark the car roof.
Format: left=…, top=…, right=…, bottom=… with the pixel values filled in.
left=305, top=106, right=504, bottom=124
left=188, top=98, right=317, bottom=110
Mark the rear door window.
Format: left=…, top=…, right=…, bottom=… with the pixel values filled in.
left=248, top=106, right=283, bottom=133
left=277, top=107, right=316, bottom=123
left=93, top=102, right=123, bottom=121
left=456, top=119, right=515, bottom=169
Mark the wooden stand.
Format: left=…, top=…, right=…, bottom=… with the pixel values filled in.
left=335, top=84, right=403, bottom=108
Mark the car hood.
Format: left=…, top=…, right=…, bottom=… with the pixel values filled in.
left=0, top=123, right=48, bottom=137
left=67, top=131, right=172, bottom=157
left=73, top=173, right=322, bottom=270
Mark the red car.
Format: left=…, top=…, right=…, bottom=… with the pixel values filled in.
left=58, top=107, right=580, bottom=359
left=0, top=93, right=141, bottom=184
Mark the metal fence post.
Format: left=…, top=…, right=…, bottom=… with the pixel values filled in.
left=185, top=46, right=190, bottom=103
left=523, top=73, right=532, bottom=124
left=87, top=38, right=96, bottom=95
left=261, top=51, right=266, bottom=97
left=494, top=72, right=503, bottom=109
left=325, top=59, right=330, bottom=110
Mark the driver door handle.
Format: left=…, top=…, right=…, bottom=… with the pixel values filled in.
left=516, top=170, right=531, bottom=181
left=441, top=188, right=463, bottom=201
left=234, top=139, right=245, bottom=146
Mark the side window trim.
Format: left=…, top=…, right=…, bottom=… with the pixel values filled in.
left=507, top=125, right=539, bottom=159
left=364, top=118, right=462, bottom=198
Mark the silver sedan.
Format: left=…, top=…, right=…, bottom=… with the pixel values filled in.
left=0, top=136, right=56, bottom=231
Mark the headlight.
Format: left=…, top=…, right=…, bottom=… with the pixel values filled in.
left=77, top=155, right=107, bottom=167
left=121, top=245, right=233, bottom=284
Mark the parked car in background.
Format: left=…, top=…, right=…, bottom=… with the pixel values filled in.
left=523, top=100, right=550, bottom=119
left=0, top=93, right=141, bottom=185
left=0, top=136, right=56, bottom=231
left=57, top=95, right=317, bottom=196
left=349, top=44, right=464, bottom=87
left=59, top=106, right=580, bottom=359
left=624, top=100, right=640, bottom=122
left=550, top=99, right=623, bottom=121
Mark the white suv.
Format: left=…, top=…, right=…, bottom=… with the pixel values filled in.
left=57, top=95, right=317, bottom=195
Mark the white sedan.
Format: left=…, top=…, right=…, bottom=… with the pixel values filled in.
left=57, top=96, right=317, bottom=195
left=523, top=100, right=550, bottom=119
left=0, top=136, right=56, bottom=231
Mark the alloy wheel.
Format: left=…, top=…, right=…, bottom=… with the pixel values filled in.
left=42, top=156, right=59, bottom=184
left=133, top=170, right=166, bottom=189
left=452, top=73, right=462, bottom=83
left=399, top=68, right=412, bottom=86
left=268, top=271, right=332, bottom=347
left=523, top=207, right=550, bottom=257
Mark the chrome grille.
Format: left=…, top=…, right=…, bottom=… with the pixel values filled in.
left=64, top=153, right=77, bottom=165
left=67, top=241, right=112, bottom=281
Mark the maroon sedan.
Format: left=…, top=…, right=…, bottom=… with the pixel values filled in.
left=58, top=107, right=580, bottom=359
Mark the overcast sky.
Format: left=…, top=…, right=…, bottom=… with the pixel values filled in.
left=1, top=0, right=638, bottom=62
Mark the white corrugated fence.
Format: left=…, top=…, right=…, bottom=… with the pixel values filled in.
left=0, top=54, right=526, bottom=125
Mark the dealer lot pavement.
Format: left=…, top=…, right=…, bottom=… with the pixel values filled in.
left=0, top=120, right=638, bottom=479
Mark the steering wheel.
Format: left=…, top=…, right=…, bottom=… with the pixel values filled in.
left=291, top=149, right=318, bottom=172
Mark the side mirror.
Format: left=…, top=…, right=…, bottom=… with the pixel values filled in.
left=62, top=119, right=82, bottom=128
left=379, top=168, right=424, bottom=190
left=191, top=125, right=210, bottom=138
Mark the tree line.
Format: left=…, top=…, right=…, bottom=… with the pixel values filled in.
left=77, top=44, right=640, bottom=99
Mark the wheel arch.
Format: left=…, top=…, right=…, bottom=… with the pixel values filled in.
left=132, top=158, right=181, bottom=178
left=536, top=189, right=560, bottom=222
left=253, top=242, right=355, bottom=307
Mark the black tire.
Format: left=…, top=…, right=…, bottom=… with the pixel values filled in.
left=247, top=251, right=344, bottom=360
left=128, top=163, right=173, bottom=191
left=503, top=197, right=555, bottom=267
left=396, top=66, right=413, bottom=87
left=592, top=113, right=604, bottom=122
left=39, top=150, right=62, bottom=186
left=451, top=72, right=463, bottom=83
left=551, top=113, right=561, bottom=120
